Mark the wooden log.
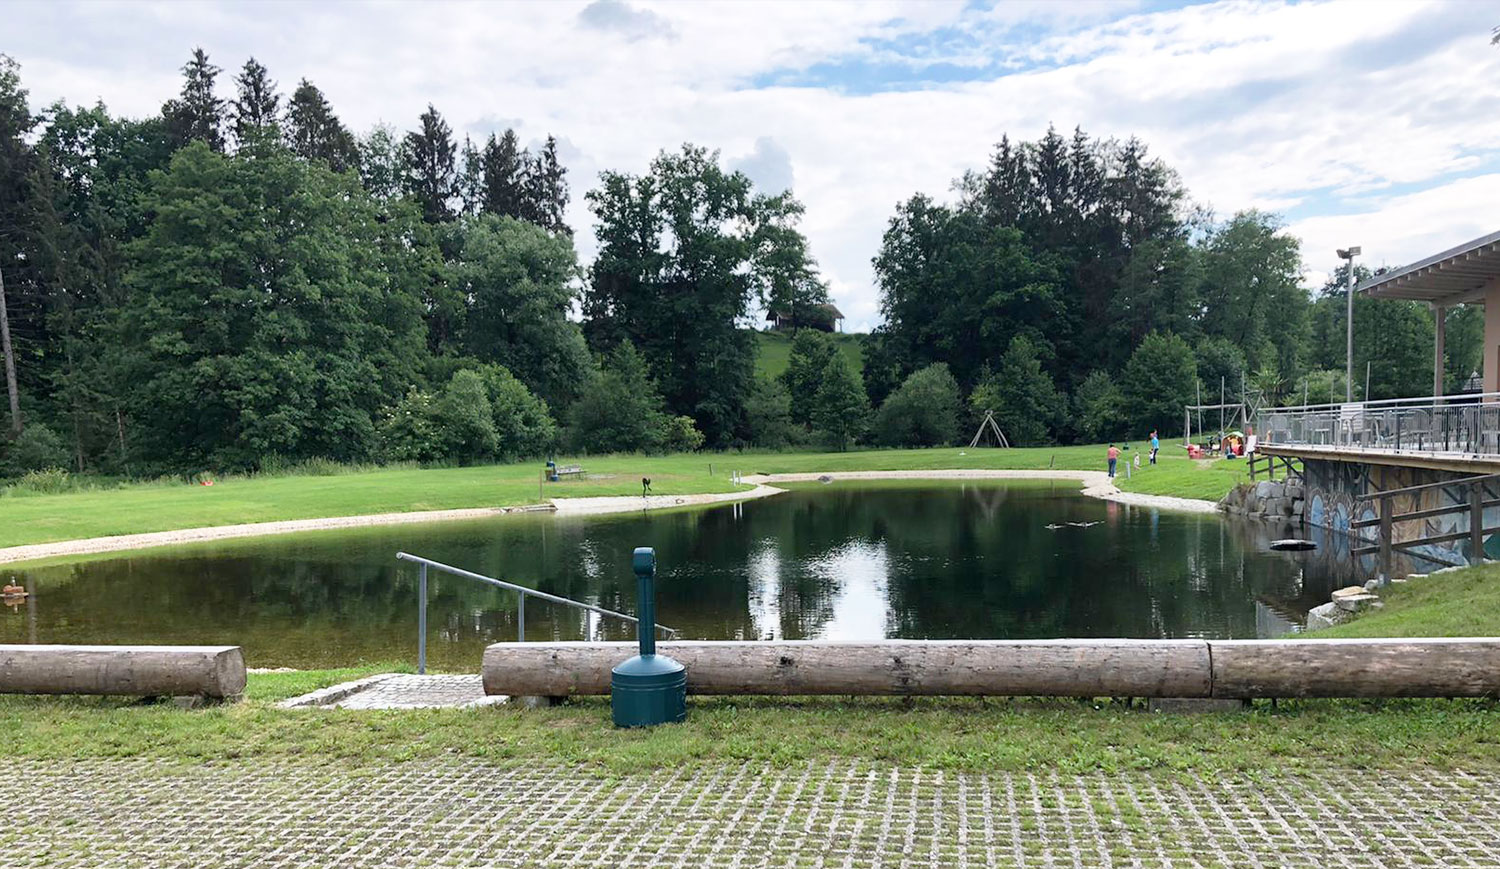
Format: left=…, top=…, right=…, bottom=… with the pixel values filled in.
left=1210, top=639, right=1500, bottom=698
left=0, top=645, right=247, bottom=699
left=482, top=640, right=1213, bottom=698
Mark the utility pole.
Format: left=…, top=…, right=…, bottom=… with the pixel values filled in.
left=0, top=264, right=19, bottom=434
left=1338, top=246, right=1361, bottom=403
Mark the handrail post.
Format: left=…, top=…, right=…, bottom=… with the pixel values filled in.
left=418, top=563, right=428, bottom=675
left=518, top=591, right=525, bottom=642
left=1471, top=485, right=1485, bottom=565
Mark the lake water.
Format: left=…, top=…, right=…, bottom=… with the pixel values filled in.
left=0, top=481, right=1392, bottom=670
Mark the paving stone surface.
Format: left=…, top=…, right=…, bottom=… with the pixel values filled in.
left=329, top=674, right=487, bottom=709
left=5, top=758, right=1500, bottom=867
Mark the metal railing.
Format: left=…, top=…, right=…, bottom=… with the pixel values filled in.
left=1255, top=393, right=1500, bottom=457
left=397, top=552, right=680, bottom=674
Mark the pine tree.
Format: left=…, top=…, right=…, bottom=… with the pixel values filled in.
left=403, top=104, right=457, bottom=223
left=230, top=57, right=280, bottom=147
left=526, top=136, right=569, bottom=234
left=457, top=135, right=483, bottom=216
left=285, top=79, right=358, bottom=173
left=976, top=335, right=1062, bottom=447
left=162, top=48, right=225, bottom=152
left=811, top=354, right=869, bottom=451
left=480, top=129, right=527, bottom=219
left=780, top=329, right=835, bottom=426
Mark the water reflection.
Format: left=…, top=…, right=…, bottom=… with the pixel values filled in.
left=0, top=481, right=1403, bottom=669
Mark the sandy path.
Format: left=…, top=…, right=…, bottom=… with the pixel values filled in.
left=548, top=484, right=784, bottom=516
left=0, top=469, right=1220, bottom=566
left=0, top=507, right=511, bottom=566
left=741, top=470, right=1222, bottom=515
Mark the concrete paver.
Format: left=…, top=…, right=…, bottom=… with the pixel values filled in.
left=331, top=674, right=486, bottom=709
left=5, top=758, right=1499, bottom=867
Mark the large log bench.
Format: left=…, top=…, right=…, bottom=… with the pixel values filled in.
left=0, top=644, right=247, bottom=700
left=483, top=638, right=1500, bottom=700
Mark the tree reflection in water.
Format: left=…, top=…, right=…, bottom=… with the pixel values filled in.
left=2, top=481, right=1402, bottom=668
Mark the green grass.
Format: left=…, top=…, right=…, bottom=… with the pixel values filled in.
left=0, top=444, right=1245, bottom=549
left=753, top=330, right=865, bottom=381
left=1311, top=563, right=1500, bottom=638
left=2, top=675, right=1496, bottom=772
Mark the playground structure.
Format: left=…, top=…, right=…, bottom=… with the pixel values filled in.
left=968, top=409, right=1010, bottom=448
left=1182, top=401, right=1248, bottom=453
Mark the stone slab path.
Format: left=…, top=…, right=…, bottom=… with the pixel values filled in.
left=5, top=758, right=1498, bottom=867
left=279, top=673, right=491, bottom=709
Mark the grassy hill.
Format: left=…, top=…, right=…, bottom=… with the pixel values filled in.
left=753, top=329, right=866, bottom=381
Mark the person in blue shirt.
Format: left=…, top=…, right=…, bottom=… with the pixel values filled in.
left=1149, top=430, right=1159, bottom=465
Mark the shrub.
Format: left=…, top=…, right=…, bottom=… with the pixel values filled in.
left=874, top=363, right=960, bottom=447
left=663, top=415, right=705, bottom=452
left=474, top=364, right=558, bottom=459
left=6, top=424, right=69, bottom=475
left=13, top=467, right=73, bottom=495
left=436, top=370, right=499, bottom=463
left=376, top=388, right=445, bottom=463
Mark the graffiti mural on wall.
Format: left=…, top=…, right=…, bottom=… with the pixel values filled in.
left=1302, top=458, right=1500, bottom=564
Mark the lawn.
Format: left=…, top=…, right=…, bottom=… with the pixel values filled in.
left=1310, top=562, right=1500, bottom=638
left=1, top=666, right=1496, bottom=773
left=0, top=443, right=1247, bottom=549
left=753, top=329, right=865, bottom=381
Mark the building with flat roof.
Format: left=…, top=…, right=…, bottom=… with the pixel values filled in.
left=1358, top=230, right=1500, bottom=395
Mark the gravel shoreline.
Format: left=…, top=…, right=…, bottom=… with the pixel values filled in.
left=0, top=470, right=1219, bottom=565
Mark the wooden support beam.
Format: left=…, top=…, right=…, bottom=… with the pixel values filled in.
left=0, top=645, right=246, bottom=698
left=483, top=639, right=1500, bottom=699
left=1352, top=497, right=1500, bottom=528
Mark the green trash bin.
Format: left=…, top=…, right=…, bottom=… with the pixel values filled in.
left=612, top=547, right=686, bottom=727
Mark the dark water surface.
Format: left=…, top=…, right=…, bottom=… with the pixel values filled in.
left=2, top=481, right=1359, bottom=669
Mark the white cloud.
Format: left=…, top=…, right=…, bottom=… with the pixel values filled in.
left=7, top=0, right=1500, bottom=333
left=1290, top=173, right=1500, bottom=288
left=730, top=137, right=795, bottom=195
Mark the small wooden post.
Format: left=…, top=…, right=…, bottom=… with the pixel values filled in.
left=1378, top=496, right=1393, bottom=580
left=1471, top=485, right=1486, bottom=564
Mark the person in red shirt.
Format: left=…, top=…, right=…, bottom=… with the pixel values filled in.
left=1107, top=444, right=1120, bottom=478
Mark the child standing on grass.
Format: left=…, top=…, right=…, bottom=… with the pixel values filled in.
left=1107, top=444, right=1120, bottom=478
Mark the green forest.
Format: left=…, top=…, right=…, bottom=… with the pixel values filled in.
left=0, top=49, right=1477, bottom=481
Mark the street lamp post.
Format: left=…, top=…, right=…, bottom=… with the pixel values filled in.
left=1338, top=246, right=1361, bottom=402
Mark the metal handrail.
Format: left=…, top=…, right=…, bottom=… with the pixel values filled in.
left=1255, top=393, right=1500, bottom=457
left=1261, top=392, right=1500, bottom=414
left=397, top=552, right=680, bottom=674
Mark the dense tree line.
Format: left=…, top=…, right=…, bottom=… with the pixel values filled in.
left=0, top=52, right=1474, bottom=479
left=857, top=126, right=1477, bottom=446
left=0, top=50, right=829, bottom=477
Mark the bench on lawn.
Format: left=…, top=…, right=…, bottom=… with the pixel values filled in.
left=555, top=464, right=585, bottom=477
left=0, top=644, right=246, bottom=701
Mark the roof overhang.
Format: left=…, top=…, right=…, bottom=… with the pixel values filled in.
left=1356, top=229, right=1500, bottom=305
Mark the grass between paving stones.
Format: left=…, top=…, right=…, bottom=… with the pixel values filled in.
left=1, top=668, right=1497, bottom=774
left=0, top=444, right=1240, bottom=549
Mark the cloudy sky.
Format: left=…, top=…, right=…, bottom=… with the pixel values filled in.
left=9, top=0, right=1500, bottom=331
